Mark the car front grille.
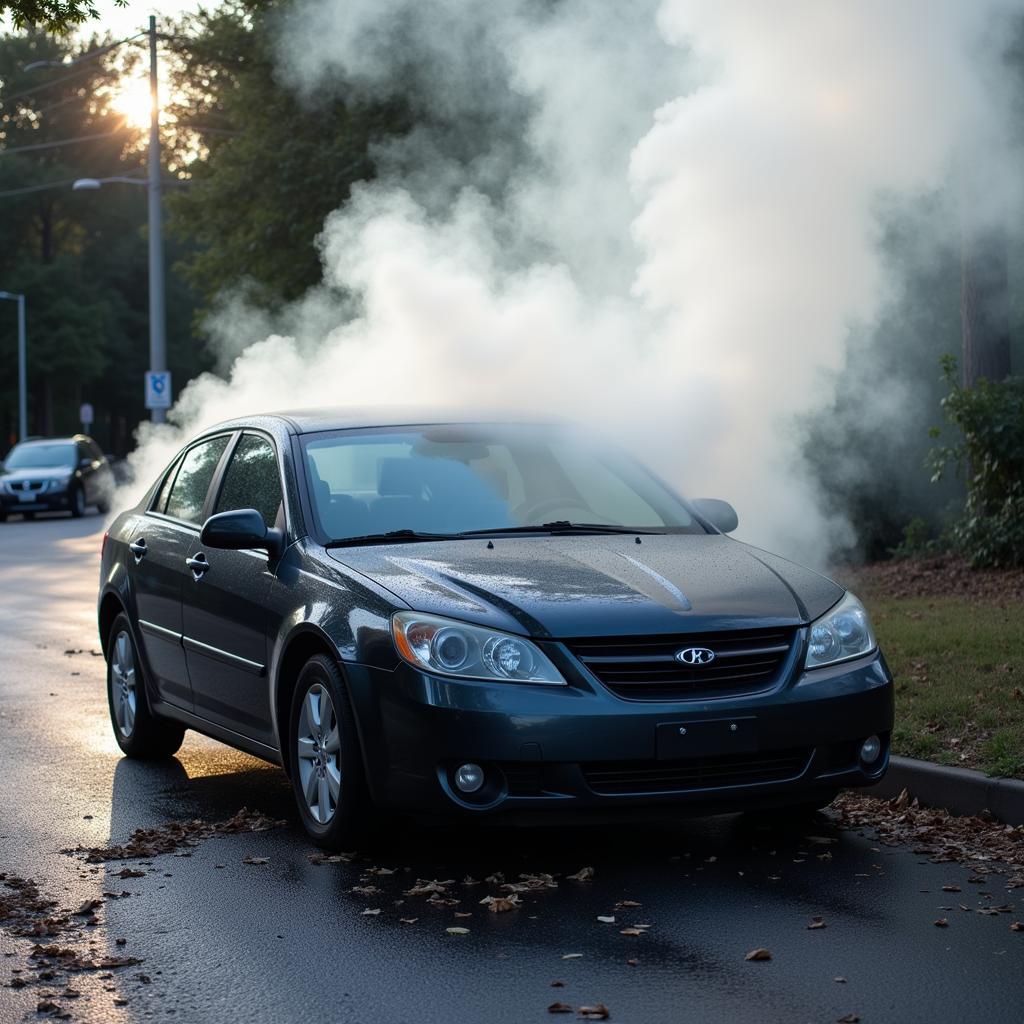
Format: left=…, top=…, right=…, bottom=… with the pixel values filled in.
left=582, top=748, right=811, bottom=795
left=565, top=627, right=796, bottom=701
left=7, top=480, right=44, bottom=493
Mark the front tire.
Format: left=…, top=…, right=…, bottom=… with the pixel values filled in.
left=107, top=612, right=185, bottom=758
left=70, top=485, right=86, bottom=518
left=288, top=654, right=371, bottom=849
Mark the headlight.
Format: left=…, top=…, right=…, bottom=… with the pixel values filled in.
left=805, top=591, right=876, bottom=669
left=391, top=611, right=566, bottom=685
left=48, top=476, right=71, bottom=492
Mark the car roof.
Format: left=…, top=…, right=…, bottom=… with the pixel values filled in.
left=206, top=408, right=565, bottom=436
left=15, top=435, right=89, bottom=445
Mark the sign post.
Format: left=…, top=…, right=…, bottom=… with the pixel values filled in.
left=79, top=402, right=94, bottom=434
left=144, top=370, right=172, bottom=412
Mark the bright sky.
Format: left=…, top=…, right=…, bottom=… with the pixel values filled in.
left=90, top=1, right=209, bottom=38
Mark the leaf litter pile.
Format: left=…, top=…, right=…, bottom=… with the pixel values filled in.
left=2, top=808, right=286, bottom=1018
left=833, top=790, right=1024, bottom=890
left=68, top=807, right=285, bottom=862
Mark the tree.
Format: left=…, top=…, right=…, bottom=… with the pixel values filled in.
left=1, top=1, right=124, bottom=34
left=164, top=0, right=411, bottom=315
left=0, top=28, right=204, bottom=451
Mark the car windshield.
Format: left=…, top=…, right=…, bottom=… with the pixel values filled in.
left=302, top=424, right=705, bottom=542
left=4, top=442, right=76, bottom=470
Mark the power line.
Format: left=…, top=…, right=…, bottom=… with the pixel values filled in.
left=0, top=174, right=146, bottom=199
left=0, top=128, right=130, bottom=157
left=0, top=32, right=147, bottom=107
left=0, top=177, right=77, bottom=198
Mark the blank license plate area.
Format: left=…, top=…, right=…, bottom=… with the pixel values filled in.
left=18, top=492, right=35, bottom=502
left=656, top=717, right=758, bottom=759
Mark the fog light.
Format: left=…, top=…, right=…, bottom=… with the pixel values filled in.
left=454, top=763, right=484, bottom=793
left=860, top=735, right=881, bottom=765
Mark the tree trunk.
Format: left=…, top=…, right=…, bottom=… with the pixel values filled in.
left=961, top=227, right=1012, bottom=387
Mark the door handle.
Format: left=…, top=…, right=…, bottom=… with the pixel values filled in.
left=186, top=553, right=210, bottom=579
left=129, top=538, right=147, bottom=562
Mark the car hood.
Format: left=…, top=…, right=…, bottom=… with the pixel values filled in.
left=1, top=466, right=73, bottom=482
left=327, top=534, right=844, bottom=638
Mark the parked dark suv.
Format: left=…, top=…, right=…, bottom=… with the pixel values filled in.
left=1, top=435, right=114, bottom=521
left=97, top=411, right=893, bottom=847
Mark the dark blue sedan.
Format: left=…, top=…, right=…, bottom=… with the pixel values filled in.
left=98, top=411, right=893, bottom=847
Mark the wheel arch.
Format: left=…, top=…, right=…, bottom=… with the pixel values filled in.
left=98, top=589, right=127, bottom=658
left=273, top=625, right=348, bottom=778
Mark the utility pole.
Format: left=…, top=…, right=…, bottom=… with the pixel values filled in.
left=0, top=291, right=27, bottom=440
left=147, top=15, right=168, bottom=425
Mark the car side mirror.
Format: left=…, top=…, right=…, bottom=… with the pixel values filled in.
left=692, top=498, right=739, bottom=534
left=201, top=508, right=284, bottom=558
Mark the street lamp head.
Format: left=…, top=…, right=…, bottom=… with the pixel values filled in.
left=72, top=179, right=102, bottom=191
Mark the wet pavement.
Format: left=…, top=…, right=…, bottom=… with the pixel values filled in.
left=1, top=512, right=1022, bottom=1023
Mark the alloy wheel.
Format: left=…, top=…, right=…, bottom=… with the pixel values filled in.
left=296, top=683, right=342, bottom=824
left=111, top=630, right=137, bottom=738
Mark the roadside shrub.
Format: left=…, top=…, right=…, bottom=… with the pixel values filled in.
left=929, top=356, right=1024, bottom=568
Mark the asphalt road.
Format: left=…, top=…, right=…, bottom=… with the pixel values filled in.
left=1, top=512, right=1021, bottom=1024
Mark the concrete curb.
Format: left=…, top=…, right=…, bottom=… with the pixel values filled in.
left=866, top=755, right=1024, bottom=826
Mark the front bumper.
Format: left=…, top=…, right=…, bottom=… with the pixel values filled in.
left=0, top=488, right=71, bottom=514
left=343, top=639, right=895, bottom=817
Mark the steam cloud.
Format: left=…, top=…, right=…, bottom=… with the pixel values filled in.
left=130, top=0, right=1024, bottom=564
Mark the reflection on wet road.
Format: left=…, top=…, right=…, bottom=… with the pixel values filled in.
left=1, top=514, right=1021, bottom=1023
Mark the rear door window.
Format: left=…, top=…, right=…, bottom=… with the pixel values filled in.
left=163, top=436, right=230, bottom=525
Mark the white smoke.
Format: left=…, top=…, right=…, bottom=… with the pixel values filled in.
left=129, top=0, right=1024, bottom=564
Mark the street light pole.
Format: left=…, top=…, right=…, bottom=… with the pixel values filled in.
left=0, top=292, right=27, bottom=441
left=147, top=15, right=167, bottom=425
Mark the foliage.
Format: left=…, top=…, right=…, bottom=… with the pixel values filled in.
left=0, top=29, right=204, bottom=452
left=929, top=356, right=1024, bottom=568
left=164, top=0, right=411, bottom=315
left=0, top=1, right=122, bottom=33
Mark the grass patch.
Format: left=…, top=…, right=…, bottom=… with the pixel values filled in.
left=863, top=594, right=1024, bottom=778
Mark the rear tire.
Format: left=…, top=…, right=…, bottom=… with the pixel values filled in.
left=288, top=654, right=371, bottom=849
left=22, top=511, right=34, bottom=520
left=106, top=612, right=185, bottom=759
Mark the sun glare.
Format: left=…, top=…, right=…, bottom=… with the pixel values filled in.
left=111, top=76, right=155, bottom=131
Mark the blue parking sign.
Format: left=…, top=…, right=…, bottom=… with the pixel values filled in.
left=145, top=370, right=172, bottom=410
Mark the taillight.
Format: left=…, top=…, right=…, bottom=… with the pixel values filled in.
left=101, top=531, right=109, bottom=559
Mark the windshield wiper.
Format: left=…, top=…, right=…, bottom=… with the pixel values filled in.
left=325, top=529, right=460, bottom=549
left=458, top=521, right=662, bottom=536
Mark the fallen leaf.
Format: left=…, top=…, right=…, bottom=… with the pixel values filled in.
left=480, top=894, right=521, bottom=913
left=361, top=908, right=381, bottom=916
left=242, top=856, right=269, bottom=865
left=446, top=926, right=470, bottom=935
left=1010, top=921, right=1023, bottom=932
left=399, top=917, right=418, bottom=924
left=74, top=899, right=102, bottom=916
left=597, top=915, right=616, bottom=924
left=567, top=867, right=594, bottom=882
left=619, top=928, right=645, bottom=937
left=548, top=1003, right=573, bottom=1014
left=626, top=958, right=639, bottom=966
left=562, top=953, right=583, bottom=960
left=614, top=900, right=641, bottom=909
left=837, top=1015, right=860, bottom=1023
left=745, top=948, right=772, bottom=961
left=941, top=885, right=962, bottom=893
left=454, top=912, right=473, bottom=919
left=579, top=1004, right=611, bottom=1020
left=807, top=917, right=827, bottom=930
left=934, top=918, right=949, bottom=928
left=550, top=980, right=565, bottom=987
left=834, top=977, right=847, bottom=984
